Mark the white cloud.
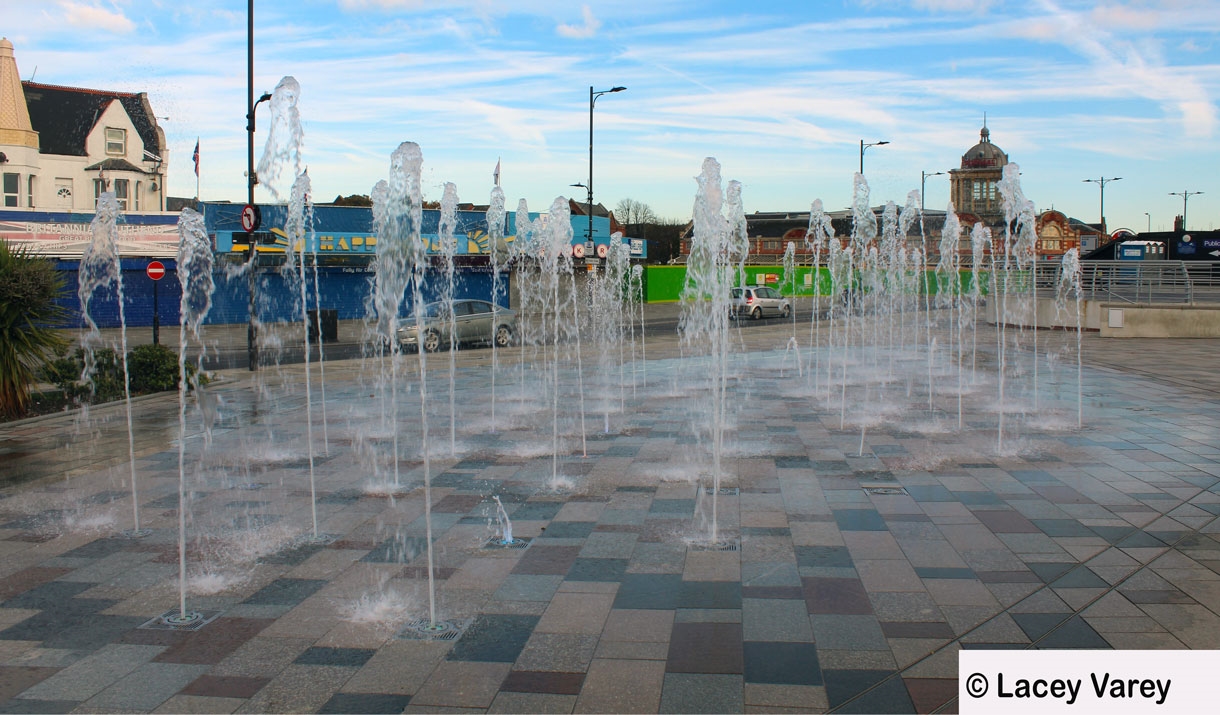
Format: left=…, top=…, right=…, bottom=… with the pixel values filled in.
left=557, top=5, right=601, bottom=39
left=58, top=1, right=136, bottom=34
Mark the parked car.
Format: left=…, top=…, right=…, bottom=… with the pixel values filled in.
left=730, top=286, right=791, bottom=320
left=397, top=300, right=516, bottom=352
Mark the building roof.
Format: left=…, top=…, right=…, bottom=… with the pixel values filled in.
left=0, top=38, right=38, bottom=149
left=21, top=80, right=164, bottom=157
left=959, top=125, right=1008, bottom=170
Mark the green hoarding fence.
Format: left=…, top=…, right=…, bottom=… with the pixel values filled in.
left=642, top=265, right=992, bottom=303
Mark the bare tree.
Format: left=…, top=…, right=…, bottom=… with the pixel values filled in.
left=614, top=198, right=658, bottom=234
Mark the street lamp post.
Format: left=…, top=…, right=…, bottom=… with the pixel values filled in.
left=1083, top=176, right=1121, bottom=236
left=244, top=0, right=272, bottom=370
left=1144, top=212, right=1150, bottom=233
left=586, top=85, right=626, bottom=269
left=921, top=170, right=945, bottom=212
left=859, top=139, right=889, bottom=175
left=1169, top=190, right=1204, bottom=231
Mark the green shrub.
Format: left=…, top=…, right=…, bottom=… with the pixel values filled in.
left=127, top=343, right=180, bottom=393
left=0, top=243, right=68, bottom=418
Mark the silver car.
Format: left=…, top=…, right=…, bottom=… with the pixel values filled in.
left=730, top=286, right=791, bottom=320
left=397, top=300, right=517, bottom=352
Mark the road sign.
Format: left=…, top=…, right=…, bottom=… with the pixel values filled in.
left=146, top=261, right=166, bottom=281
left=572, top=243, right=585, bottom=258
left=596, top=244, right=608, bottom=259
left=240, top=204, right=261, bottom=233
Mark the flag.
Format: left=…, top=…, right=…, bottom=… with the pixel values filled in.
left=193, top=139, right=200, bottom=177
left=493, top=158, right=500, bottom=186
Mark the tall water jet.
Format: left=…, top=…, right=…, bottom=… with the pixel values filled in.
left=77, top=192, right=142, bottom=536
left=438, top=182, right=459, bottom=456
left=938, top=203, right=962, bottom=426
left=486, top=187, right=507, bottom=432
left=681, top=158, right=746, bottom=544
left=804, top=199, right=834, bottom=392
left=1056, top=248, right=1084, bottom=427
left=995, top=163, right=1037, bottom=450
left=286, top=172, right=320, bottom=538
left=170, top=207, right=214, bottom=625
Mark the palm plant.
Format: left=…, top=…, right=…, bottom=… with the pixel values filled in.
left=0, top=241, right=68, bottom=418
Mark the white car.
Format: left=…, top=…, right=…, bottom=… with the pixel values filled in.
left=730, top=286, right=791, bottom=320
left=397, top=300, right=516, bottom=352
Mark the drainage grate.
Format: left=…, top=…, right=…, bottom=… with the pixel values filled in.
left=293, top=532, right=339, bottom=547
left=234, top=482, right=267, bottom=491
left=862, top=486, right=908, bottom=496
left=704, top=487, right=740, bottom=496
left=689, top=538, right=741, bottom=552
left=398, top=617, right=471, bottom=642
left=483, top=536, right=531, bottom=550
left=139, top=608, right=222, bottom=632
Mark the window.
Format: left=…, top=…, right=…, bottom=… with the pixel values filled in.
left=26, top=175, right=36, bottom=208
left=94, top=179, right=106, bottom=205
left=55, top=178, right=73, bottom=208
left=134, top=181, right=141, bottom=211
left=2, top=173, right=18, bottom=207
left=113, top=179, right=129, bottom=210
left=105, top=127, right=126, bottom=155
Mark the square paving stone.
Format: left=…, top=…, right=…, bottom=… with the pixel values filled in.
left=1011, top=613, right=1110, bottom=648
left=649, top=499, right=695, bottom=516
left=665, top=622, right=743, bottom=674
left=294, top=646, right=377, bottom=667
left=973, top=510, right=1040, bottom=533
left=447, top=614, right=539, bottom=663
left=500, top=670, right=585, bottom=695
left=511, top=545, right=581, bottom=576
left=774, top=456, right=812, bottom=469
left=903, top=677, right=958, bottom=713
left=795, top=546, right=854, bottom=569
left=832, top=509, right=888, bottom=532
left=914, top=567, right=976, bottom=580
left=742, top=641, right=822, bottom=685
left=1032, top=519, right=1096, bottom=537
left=1, top=580, right=96, bottom=610
left=659, top=673, right=744, bottom=713
left=823, top=669, right=914, bottom=712
left=1051, top=567, right=1109, bottom=589
left=0, top=699, right=80, bottom=713
left=613, top=574, right=683, bottom=610
left=566, top=558, right=628, bottom=583
left=318, top=692, right=411, bottom=713
left=510, top=502, right=565, bottom=521
left=494, top=575, right=565, bottom=602
left=241, top=578, right=327, bottom=606
left=802, top=577, right=873, bottom=615
left=541, top=521, right=595, bottom=539
left=361, top=536, right=431, bottom=564
left=678, top=581, right=742, bottom=610
left=180, top=674, right=270, bottom=698
left=903, top=485, right=956, bottom=503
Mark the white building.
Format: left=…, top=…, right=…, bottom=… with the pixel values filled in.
left=0, top=37, right=168, bottom=213
left=0, top=37, right=178, bottom=258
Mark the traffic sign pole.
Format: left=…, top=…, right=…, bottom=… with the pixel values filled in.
left=146, top=261, right=166, bottom=346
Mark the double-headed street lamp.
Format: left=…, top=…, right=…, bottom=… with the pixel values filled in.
left=859, top=139, right=889, bottom=175
left=921, top=170, right=945, bottom=212
left=1083, top=176, right=1121, bottom=236
left=1169, top=190, right=1204, bottom=231
left=583, top=85, right=626, bottom=268
left=245, top=0, right=273, bottom=371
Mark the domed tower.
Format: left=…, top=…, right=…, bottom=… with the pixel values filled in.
left=949, top=123, right=1008, bottom=227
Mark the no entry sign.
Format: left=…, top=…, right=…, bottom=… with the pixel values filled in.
left=146, top=261, right=166, bottom=281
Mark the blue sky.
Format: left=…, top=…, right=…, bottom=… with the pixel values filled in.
left=6, top=0, right=1220, bottom=233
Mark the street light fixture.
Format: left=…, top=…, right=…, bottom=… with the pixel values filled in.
left=1144, top=212, right=1150, bottom=233
left=1169, top=190, right=1204, bottom=232
left=585, top=86, right=626, bottom=269
left=1083, top=176, right=1122, bottom=236
left=859, top=139, right=889, bottom=175
left=921, top=170, right=945, bottom=212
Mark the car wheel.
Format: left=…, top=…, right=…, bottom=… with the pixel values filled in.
left=495, top=325, right=513, bottom=347
left=781, top=304, right=790, bottom=319
left=422, top=330, right=441, bottom=352
left=751, top=306, right=762, bottom=320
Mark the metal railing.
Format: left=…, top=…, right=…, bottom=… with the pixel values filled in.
left=1033, top=260, right=1220, bottom=305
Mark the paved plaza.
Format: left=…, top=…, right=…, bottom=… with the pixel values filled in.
left=1, top=313, right=1219, bottom=714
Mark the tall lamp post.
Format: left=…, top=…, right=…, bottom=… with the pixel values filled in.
left=1144, top=212, right=1150, bottom=233
left=585, top=85, right=626, bottom=268
left=921, top=170, right=945, bottom=212
left=1083, top=176, right=1121, bottom=236
left=1169, top=190, right=1203, bottom=231
left=859, top=139, right=889, bottom=175
left=244, top=0, right=272, bottom=370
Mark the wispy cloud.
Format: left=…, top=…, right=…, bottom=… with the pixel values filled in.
left=57, top=1, right=136, bottom=34
left=557, top=5, right=602, bottom=39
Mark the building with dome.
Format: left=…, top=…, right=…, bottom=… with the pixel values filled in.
left=949, top=124, right=1008, bottom=230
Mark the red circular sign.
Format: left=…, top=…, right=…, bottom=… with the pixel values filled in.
left=146, top=261, right=166, bottom=281
left=240, top=204, right=261, bottom=232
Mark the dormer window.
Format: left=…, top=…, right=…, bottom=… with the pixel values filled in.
left=105, top=127, right=126, bottom=156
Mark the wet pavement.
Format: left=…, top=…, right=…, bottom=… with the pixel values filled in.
left=1, top=311, right=1219, bottom=714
